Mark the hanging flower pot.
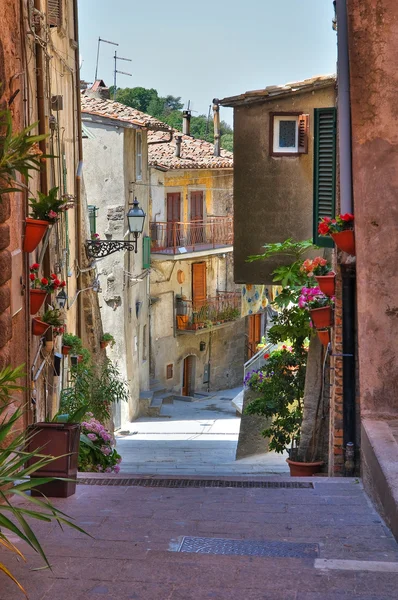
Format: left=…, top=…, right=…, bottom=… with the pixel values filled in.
left=62, top=345, right=71, bottom=356
left=32, top=318, right=50, bottom=337
left=23, top=218, right=50, bottom=253
left=315, top=273, right=335, bottom=297
left=331, top=230, right=355, bottom=255
left=317, top=329, right=331, bottom=346
left=30, top=289, right=47, bottom=315
left=309, top=306, right=333, bottom=329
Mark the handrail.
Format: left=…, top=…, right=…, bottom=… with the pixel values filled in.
left=150, top=216, right=233, bottom=254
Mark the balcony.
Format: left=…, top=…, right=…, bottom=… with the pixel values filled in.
left=150, top=216, right=233, bottom=259
left=176, top=291, right=241, bottom=333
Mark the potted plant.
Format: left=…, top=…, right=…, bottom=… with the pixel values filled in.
left=29, top=263, right=66, bottom=314
left=100, top=333, right=115, bottom=349
left=62, top=332, right=82, bottom=356
left=298, top=286, right=334, bottom=329
left=300, top=257, right=335, bottom=297
left=24, top=186, right=74, bottom=253
left=32, top=307, right=65, bottom=336
left=318, top=213, right=355, bottom=255
left=32, top=317, right=50, bottom=336
left=317, top=329, right=331, bottom=346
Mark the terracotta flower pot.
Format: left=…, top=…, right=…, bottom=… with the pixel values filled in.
left=30, top=289, right=47, bottom=315
left=317, top=329, right=330, bottom=346
left=32, top=318, right=50, bottom=336
left=315, top=273, right=335, bottom=297
left=23, top=218, right=50, bottom=253
left=62, top=345, right=71, bottom=356
left=100, top=341, right=108, bottom=349
left=309, top=306, right=333, bottom=328
left=331, top=230, right=355, bottom=255
left=286, top=459, right=324, bottom=477
left=77, top=354, right=84, bottom=363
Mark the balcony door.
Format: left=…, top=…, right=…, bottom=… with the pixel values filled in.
left=167, top=192, right=181, bottom=247
left=192, top=262, right=206, bottom=311
left=190, top=191, right=204, bottom=244
left=248, top=313, right=262, bottom=358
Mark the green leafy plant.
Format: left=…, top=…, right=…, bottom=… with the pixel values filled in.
left=0, top=365, right=88, bottom=596
left=41, top=308, right=64, bottom=327
left=0, top=108, right=48, bottom=196
left=29, top=186, right=72, bottom=222
left=79, top=416, right=121, bottom=473
left=62, top=333, right=83, bottom=354
left=245, top=347, right=307, bottom=453
left=101, top=333, right=115, bottom=347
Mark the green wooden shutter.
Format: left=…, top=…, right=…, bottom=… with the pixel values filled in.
left=313, top=107, right=337, bottom=247
left=142, top=236, right=151, bottom=269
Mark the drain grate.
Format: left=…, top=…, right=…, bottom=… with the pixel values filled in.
left=77, top=478, right=314, bottom=489
left=178, top=536, right=319, bottom=558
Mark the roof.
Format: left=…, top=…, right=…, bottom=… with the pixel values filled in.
left=80, top=95, right=170, bottom=131
left=148, top=129, right=233, bottom=170
left=219, top=74, right=336, bottom=107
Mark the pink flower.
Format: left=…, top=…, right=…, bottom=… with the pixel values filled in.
left=105, top=467, right=112, bottom=473
left=114, top=465, right=120, bottom=474
left=87, top=433, right=97, bottom=441
left=48, top=210, right=58, bottom=219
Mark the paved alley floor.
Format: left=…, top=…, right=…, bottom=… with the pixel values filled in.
left=2, top=477, right=398, bottom=599
left=116, top=388, right=289, bottom=476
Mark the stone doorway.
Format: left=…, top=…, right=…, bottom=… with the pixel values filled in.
left=182, top=355, right=195, bottom=396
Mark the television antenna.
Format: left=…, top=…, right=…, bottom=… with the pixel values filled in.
left=113, top=51, right=132, bottom=99
left=94, top=37, right=118, bottom=81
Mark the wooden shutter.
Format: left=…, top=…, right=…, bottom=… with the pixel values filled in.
left=190, top=191, right=204, bottom=221
left=192, top=262, right=206, bottom=309
left=298, top=114, right=309, bottom=154
left=313, top=108, right=337, bottom=247
left=47, top=0, right=62, bottom=27
left=142, top=236, right=151, bottom=269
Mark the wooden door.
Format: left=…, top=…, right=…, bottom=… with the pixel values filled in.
left=182, top=356, right=194, bottom=397
left=248, top=314, right=262, bottom=358
left=190, top=191, right=204, bottom=244
left=166, top=193, right=181, bottom=247
left=192, top=262, right=206, bottom=310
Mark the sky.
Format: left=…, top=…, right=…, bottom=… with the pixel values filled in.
left=78, top=0, right=337, bottom=126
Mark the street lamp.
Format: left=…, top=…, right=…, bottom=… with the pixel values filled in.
left=127, top=198, right=146, bottom=252
left=56, top=288, right=68, bottom=309
left=85, top=198, right=146, bottom=258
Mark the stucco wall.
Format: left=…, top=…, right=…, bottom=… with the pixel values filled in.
left=348, top=0, right=398, bottom=418
left=83, top=120, right=150, bottom=423
left=232, top=85, right=336, bottom=284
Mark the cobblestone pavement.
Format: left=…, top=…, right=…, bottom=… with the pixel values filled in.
left=1, top=478, right=398, bottom=599
left=117, top=388, right=289, bottom=476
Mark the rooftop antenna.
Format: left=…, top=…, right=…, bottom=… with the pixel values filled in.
left=113, top=51, right=132, bottom=100
left=205, top=104, right=211, bottom=136
left=94, top=37, right=118, bottom=81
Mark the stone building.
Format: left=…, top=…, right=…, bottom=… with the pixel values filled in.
left=148, top=118, right=245, bottom=396
left=81, top=91, right=170, bottom=424
left=0, top=0, right=100, bottom=422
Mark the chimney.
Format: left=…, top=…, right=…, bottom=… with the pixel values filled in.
left=174, top=135, right=182, bottom=158
left=182, top=110, right=191, bottom=136
left=86, top=79, right=111, bottom=100
left=212, top=98, right=221, bottom=157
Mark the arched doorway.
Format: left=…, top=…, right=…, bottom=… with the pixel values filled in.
left=182, top=355, right=196, bottom=397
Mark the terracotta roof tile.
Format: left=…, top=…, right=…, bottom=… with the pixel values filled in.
left=80, top=95, right=170, bottom=130
left=220, top=74, right=336, bottom=107
left=148, top=129, right=233, bottom=170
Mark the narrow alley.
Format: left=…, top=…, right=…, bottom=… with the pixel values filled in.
left=2, top=478, right=398, bottom=599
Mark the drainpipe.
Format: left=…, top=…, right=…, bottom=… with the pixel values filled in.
left=174, top=135, right=182, bottom=158
left=182, top=110, right=191, bottom=136
left=336, top=0, right=356, bottom=473
left=73, top=0, right=84, bottom=339
left=212, top=99, right=221, bottom=157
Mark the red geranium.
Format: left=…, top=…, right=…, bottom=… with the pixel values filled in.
left=41, top=277, right=48, bottom=286
left=263, top=353, right=270, bottom=359
left=29, top=273, right=35, bottom=281
left=30, top=262, right=39, bottom=271
left=318, top=213, right=355, bottom=236
left=318, top=222, right=330, bottom=235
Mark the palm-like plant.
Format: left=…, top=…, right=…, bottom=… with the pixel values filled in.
left=0, top=365, right=88, bottom=596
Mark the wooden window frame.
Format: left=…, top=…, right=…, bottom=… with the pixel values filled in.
left=47, top=0, right=63, bottom=28
left=269, top=112, right=309, bottom=157
left=166, top=364, right=174, bottom=380
left=136, top=131, right=143, bottom=181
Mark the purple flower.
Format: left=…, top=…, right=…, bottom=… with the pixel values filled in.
left=101, top=446, right=112, bottom=456
left=105, top=467, right=112, bottom=473
left=87, top=433, right=97, bottom=441
left=114, top=465, right=120, bottom=474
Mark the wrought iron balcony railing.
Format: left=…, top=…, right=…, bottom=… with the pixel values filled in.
left=175, top=291, right=241, bottom=331
left=150, top=216, right=233, bottom=255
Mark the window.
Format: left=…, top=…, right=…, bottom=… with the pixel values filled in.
left=88, top=205, right=98, bottom=237
left=47, top=0, right=62, bottom=27
left=313, top=108, right=337, bottom=247
left=136, top=131, right=142, bottom=180
left=270, top=113, right=309, bottom=156
left=166, top=364, right=173, bottom=379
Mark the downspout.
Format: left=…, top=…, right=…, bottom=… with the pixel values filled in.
left=212, top=99, right=221, bottom=157
left=336, top=0, right=356, bottom=473
left=73, top=0, right=84, bottom=339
